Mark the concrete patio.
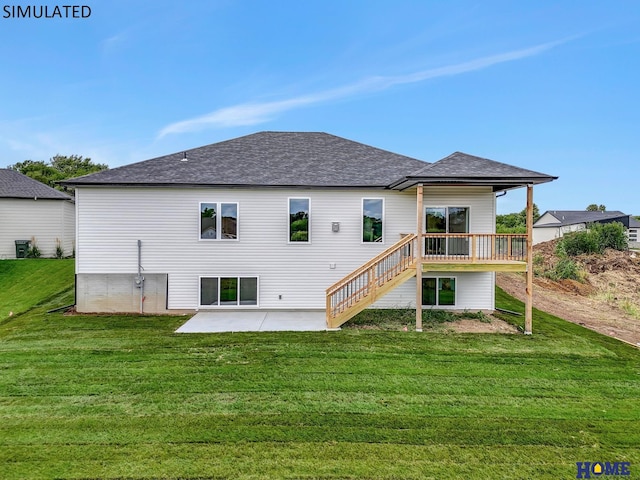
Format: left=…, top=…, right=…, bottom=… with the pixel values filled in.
left=175, top=309, right=328, bottom=333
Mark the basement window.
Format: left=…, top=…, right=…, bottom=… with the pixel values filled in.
left=422, top=277, right=456, bottom=306
left=200, top=276, right=258, bottom=307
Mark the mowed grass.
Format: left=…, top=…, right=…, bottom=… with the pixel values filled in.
left=0, top=262, right=639, bottom=479
left=0, top=258, right=74, bottom=321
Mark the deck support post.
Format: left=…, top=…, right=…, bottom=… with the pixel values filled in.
left=525, top=184, right=534, bottom=334
left=416, top=184, right=423, bottom=332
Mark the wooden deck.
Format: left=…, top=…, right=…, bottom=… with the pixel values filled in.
left=325, top=232, right=530, bottom=329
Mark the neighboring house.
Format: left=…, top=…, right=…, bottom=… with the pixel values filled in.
left=63, top=132, right=556, bottom=330
left=533, top=210, right=635, bottom=245
left=0, top=169, right=75, bottom=259
left=628, top=217, right=640, bottom=249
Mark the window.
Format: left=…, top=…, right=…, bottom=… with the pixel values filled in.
left=200, top=276, right=258, bottom=306
left=363, top=198, right=384, bottom=243
left=200, top=202, right=238, bottom=240
left=289, top=198, right=310, bottom=242
left=422, top=277, right=456, bottom=306
left=425, top=207, right=469, bottom=255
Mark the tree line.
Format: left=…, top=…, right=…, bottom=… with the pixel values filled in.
left=9, top=155, right=108, bottom=196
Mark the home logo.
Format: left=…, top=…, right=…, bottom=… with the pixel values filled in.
left=576, top=462, right=631, bottom=478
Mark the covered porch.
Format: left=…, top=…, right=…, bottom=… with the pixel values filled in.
left=327, top=152, right=557, bottom=332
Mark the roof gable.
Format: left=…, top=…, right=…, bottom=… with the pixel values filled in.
left=0, top=169, right=72, bottom=200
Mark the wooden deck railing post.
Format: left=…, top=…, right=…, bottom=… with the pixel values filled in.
left=471, top=234, right=477, bottom=263
left=525, top=185, right=534, bottom=335
left=416, top=184, right=423, bottom=332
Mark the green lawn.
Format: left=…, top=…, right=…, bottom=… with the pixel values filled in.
left=0, top=258, right=74, bottom=322
left=0, top=262, right=639, bottom=479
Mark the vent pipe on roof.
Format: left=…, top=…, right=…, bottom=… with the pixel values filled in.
left=181, top=152, right=188, bottom=162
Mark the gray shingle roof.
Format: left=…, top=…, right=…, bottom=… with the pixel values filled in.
left=0, top=169, right=72, bottom=200
left=62, top=132, right=557, bottom=190
left=535, top=210, right=629, bottom=227
left=630, top=217, right=640, bottom=228
left=64, top=132, right=429, bottom=188
left=389, top=152, right=557, bottom=190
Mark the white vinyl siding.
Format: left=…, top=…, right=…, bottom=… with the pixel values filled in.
left=76, top=185, right=496, bottom=311
left=0, top=198, right=75, bottom=259
left=77, top=187, right=416, bottom=309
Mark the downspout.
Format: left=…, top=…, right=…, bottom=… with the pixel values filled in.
left=135, top=240, right=145, bottom=314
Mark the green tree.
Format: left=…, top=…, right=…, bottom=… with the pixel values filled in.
left=9, top=155, right=107, bottom=196
left=586, top=204, right=606, bottom=211
left=496, top=204, right=540, bottom=233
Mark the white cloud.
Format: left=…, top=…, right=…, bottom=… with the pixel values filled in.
left=157, top=39, right=566, bottom=138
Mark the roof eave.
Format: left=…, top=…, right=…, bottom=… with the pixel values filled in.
left=62, top=181, right=392, bottom=189
left=389, top=175, right=558, bottom=191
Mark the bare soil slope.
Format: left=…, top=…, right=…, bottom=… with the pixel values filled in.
left=497, top=239, right=640, bottom=346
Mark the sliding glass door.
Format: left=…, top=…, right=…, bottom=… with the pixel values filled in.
left=425, top=207, right=469, bottom=256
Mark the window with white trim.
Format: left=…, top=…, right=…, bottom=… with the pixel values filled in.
left=200, top=276, right=258, bottom=306
left=422, top=277, right=456, bottom=306
left=200, top=202, right=238, bottom=240
left=289, top=198, right=310, bottom=242
left=362, top=198, right=384, bottom=243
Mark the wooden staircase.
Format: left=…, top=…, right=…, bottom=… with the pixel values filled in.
left=326, top=234, right=418, bottom=329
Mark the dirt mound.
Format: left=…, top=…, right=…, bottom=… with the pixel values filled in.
left=497, top=241, right=640, bottom=347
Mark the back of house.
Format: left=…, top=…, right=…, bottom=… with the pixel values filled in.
left=63, top=132, right=556, bottom=328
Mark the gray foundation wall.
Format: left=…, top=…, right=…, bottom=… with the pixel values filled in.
left=76, top=273, right=170, bottom=314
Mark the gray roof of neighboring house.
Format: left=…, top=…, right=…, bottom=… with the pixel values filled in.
left=62, top=131, right=557, bottom=190
left=0, top=169, right=72, bottom=200
left=534, top=210, right=629, bottom=228
left=628, top=216, right=640, bottom=228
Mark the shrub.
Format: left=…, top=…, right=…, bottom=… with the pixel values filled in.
left=557, top=230, right=600, bottom=256
left=556, top=221, right=627, bottom=257
left=26, top=237, right=41, bottom=258
left=55, top=238, right=65, bottom=259
left=592, top=222, right=627, bottom=251
left=548, top=257, right=583, bottom=282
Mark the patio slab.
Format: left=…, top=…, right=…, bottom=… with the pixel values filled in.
left=175, top=310, right=327, bottom=333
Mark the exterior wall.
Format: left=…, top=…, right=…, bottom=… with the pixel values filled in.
left=0, top=198, right=75, bottom=258
left=533, top=223, right=587, bottom=245
left=62, top=200, right=76, bottom=257
left=534, top=212, right=560, bottom=226
left=75, top=186, right=497, bottom=313
left=76, top=273, right=168, bottom=313
left=533, top=227, right=559, bottom=245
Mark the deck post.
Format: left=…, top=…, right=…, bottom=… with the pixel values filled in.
left=525, top=184, right=534, bottom=334
left=416, top=184, right=423, bottom=332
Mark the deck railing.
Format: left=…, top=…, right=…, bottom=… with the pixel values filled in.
left=326, top=234, right=417, bottom=324
left=422, top=233, right=527, bottom=262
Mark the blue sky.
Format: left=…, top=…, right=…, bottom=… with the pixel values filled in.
left=1, top=1, right=639, bottom=214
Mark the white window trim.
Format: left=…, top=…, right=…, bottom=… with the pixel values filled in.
left=361, top=197, right=385, bottom=244
left=422, top=276, right=458, bottom=307
left=199, top=201, right=240, bottom=242
left=198, top=275, right=260, bottom=308
left=287, top=197, right=311, bottom=244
